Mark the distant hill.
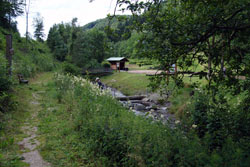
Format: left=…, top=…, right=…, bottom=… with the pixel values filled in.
left=82, top=15, right=132, bottom=31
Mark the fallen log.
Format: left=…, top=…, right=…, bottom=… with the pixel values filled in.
left=130, top=100, right=151, bottom=106
left=116, top=95, right=146, bottom=101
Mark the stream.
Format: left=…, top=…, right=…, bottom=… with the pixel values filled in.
left=107, top=87, right=175, bottom=125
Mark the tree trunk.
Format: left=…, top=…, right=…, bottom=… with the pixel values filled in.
left=25, top=0, right=31, bottom=43
left=26, top=13, right=28, bottom=43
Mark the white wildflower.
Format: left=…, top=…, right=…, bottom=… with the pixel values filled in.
left=192, top=124, right=197, bottom=128
left=175, top=120, right=180, bottom=124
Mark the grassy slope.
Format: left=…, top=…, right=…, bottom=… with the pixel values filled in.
left=101, top=72, right=151, bottom=96
left=0, top=73, right=53, bottom=167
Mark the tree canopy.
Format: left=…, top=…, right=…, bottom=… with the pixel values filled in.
left=0, top=0, right=24, bottom=30
left=118, top=0, right=250, bottom=90
left=33, top=13, right=45, bottom=42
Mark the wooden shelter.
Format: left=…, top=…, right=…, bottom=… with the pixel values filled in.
left=107, top=57, right=129, bottom=70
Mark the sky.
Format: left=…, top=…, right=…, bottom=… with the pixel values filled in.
left=16, top=0, right=128, bottom=39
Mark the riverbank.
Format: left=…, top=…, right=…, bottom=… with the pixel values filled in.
left=101, top=71, right=195, bottom=117
left=107, top=87, right=175, bottom=124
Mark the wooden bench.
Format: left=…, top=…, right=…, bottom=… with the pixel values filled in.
left=17, top=74, right=29, bottom=84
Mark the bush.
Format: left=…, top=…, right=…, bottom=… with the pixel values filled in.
left=0, top=54, right=13, bottom=113
left=63, top=62, right=81, bottom=75
left=187, top=87, right=250, bottom=152
left=31, top=53, right=55, bottom=72
left=101, top=61, right=111, bottom=68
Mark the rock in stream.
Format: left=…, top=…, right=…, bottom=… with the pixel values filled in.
left=107, top=87, right=175, bottom=124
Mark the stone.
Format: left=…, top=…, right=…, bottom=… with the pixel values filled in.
left=150, top=109, right=155, bottom=112
left=142, top=98, right=150, bottom=102
left=134, top=103, right=146, bottom=111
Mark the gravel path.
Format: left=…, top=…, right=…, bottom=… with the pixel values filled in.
left=18, top=90, right=51, bottom=167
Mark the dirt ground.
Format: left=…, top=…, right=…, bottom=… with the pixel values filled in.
left=127, top=70, right=163, bottom=75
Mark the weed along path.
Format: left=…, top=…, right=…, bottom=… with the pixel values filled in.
left=16, top=73, right=52, bottom=167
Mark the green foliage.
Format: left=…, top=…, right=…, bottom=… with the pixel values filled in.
left=0, top=54, right=11, bottom=92
left=33, top=13, right=45, bottom=42
left=186, top=85, right=250, bottom=151
left=0, top=27, right=55, bottom=165
left=129, top=58, right=154, bottom=66
left=101, top=61, right=111, bottom=68
left=0, top=54, right=13, bottom=114
left=109, top=32, right=141, bottom=58
left=118, top=0, right=250, bottom=90
left=13, top=39, right=55, bottom=77
left=0, top=0, right=23, bottom=31
left=71, top=29, right=107, bottom=68
left=62, top=62, right=81, bottom=76
left=47, top=20, right=110, bottom=68
left=47, top=25, right=68, bottom=61
left=38, top=73, right=250, bottom=166
left=115, top=3, right=250, bottom=162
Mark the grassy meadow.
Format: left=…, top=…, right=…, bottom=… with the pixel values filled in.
left=101, top=72, right=151, bottom=96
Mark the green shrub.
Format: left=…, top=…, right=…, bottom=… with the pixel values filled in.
left=11, top=37, right=55, bottom=77
left=14, top=55, right=36, bottom=77
left=62, top=62, right=81, bottom=75
left=0, top=55, right=11, bottom=92
left=187, top=87, right=250, bottom=152
left=0, top=54, right=13, bottom=114
left=101, top=61, right=111, bottom=68
left=31, top=53, right=55, bottom=72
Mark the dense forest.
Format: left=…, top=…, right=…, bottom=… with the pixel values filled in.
left=0, top=0, right=249, bottom=166
left=46, top=15, right=141, bottom=74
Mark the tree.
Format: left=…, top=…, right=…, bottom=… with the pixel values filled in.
left=0, top=0, right=24, bottom=30
left=47, top=24, right=58, bottom=51
left=47, top=24, right=68, bottom=61
left=71, top=29, right=107, bottom=68
left=33, top=12, right=45, bottom=42
left=47, top=20, right=79, bottom=61
left=117, top=0, right=250, bottom=90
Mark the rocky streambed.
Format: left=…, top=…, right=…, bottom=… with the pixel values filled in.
left=108, top=87, right=175, bottom=124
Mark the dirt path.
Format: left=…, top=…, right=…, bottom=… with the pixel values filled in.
left=17, top=74, right=51, bottom=167
left=127, top=70, right=163, bottom=74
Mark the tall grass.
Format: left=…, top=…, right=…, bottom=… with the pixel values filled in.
left=39, top=73, right=249, bottom=166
